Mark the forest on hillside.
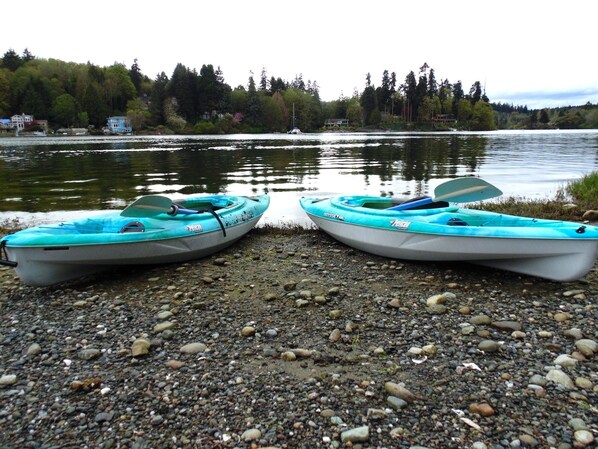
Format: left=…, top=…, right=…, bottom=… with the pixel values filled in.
left=1, top=49, right=597, bottom=134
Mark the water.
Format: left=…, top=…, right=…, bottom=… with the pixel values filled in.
left=1, top=130, right=596, bottom=226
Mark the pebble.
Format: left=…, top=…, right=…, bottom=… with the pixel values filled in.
left=491, top=320, right=522, bottom=332
left=387, top=396, right=408, bottom=411
left=241, top=428, right=262, bottom=442
left=0, top=374, right=17, bottom=385
left=546, top=369, right=575, bottom=389
left=341, top=426, right=369, bottom=443
left=553, top=354, right=577, bottom=367
left=79, top=348, right=101, bottom=360
left=241, top=326, right=256, bottom=337
left=478, top=340, right=500, bottom=352
left=26, top=342, right=41, bottom=356
left=469, top=402, right=495, bottom=417
left=384, top=382, right=420, bottom=403
left=575, top=339, right=597, bottom=357
left=564, top=328, right=583, bottom=339
left=573, top=430, right=594, bottom=446
left=131, top=338, right=151, bottom=357
left=180, top=342, right=207, bottom=354
left=329, top=328, right=341, bottom=342
left=153, top=321, right=175, bottom=332
left=470, top=314, right=492, bottom=325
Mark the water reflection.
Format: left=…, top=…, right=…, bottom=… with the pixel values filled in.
left=0, top=131, right=596, bottom=225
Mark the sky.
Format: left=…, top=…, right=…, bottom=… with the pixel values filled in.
left=4, top=0, right=598, bottom=110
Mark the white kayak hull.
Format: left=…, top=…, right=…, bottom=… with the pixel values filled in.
left=300, top=196, right=598, bottom=282
left=1, top=194, right=269, bottom=286
left=5, top=218, right=258, bottom=286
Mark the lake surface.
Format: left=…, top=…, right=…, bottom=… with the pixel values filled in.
left=1, top=130, right=597, bottom=226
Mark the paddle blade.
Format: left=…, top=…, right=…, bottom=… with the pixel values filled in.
left=120, top=195, right=174, bottom=217
left=434, top=178, right=502, bottom=203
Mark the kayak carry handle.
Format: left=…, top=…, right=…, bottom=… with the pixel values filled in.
left=0, top=240, right=17, bottom=267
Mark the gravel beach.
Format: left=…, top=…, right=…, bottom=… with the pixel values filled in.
left=1, top=229, right=596, bottom=449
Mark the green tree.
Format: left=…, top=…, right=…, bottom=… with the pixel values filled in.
left=246, top=74, right=261, bottom=127
left=230, top=86, right=248, bottom=114
left=52, top=93, right=80, bottom=127
left=452, top=81, right=464, bottom=116
left=82, top=82, right=108, bottom=127
left=260, top=95, right=285, bottom=132
left=469, top=81, right=482, bottom=104
left=129, top=59, right=143, bottom=95
left=198, top=64, right=222, bottom=116
left=149, top=72, right=168, bottom=125
left=539, top=109, right=550, bottom=124
left=346, top=97, right=363, bottom=126
left=0, top=68, right=11, bottom=116
left=361, top=85, right=379, bottom=126
left=126, top=98, right=151, bottom=130
left=427, top=68, right=437, bottom=97
left=104, top=63, right=136, bottom=113
left=418, top=96, right=434, bottom=122
left=470, top=101, right=495, bottom=130
left=457, top=98, right=472, bottom=122
left=1, top=49, right=22, bottom=71
left=403, top=71, right=417, bottom=121
left=167, top=63, right=199, bottom=121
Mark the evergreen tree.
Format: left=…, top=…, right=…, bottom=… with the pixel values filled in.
left=82, top=82, right=108, bottom=127
left=452, top=81, right=464, bottom=116
left=259, top=67, right=268, bottom=91
left=22, top=48, right=35, bottom=62
left=414, top=74, right=428, bottom=121
left=403, top=71, right=417, bottom=121
left=539, top=109, right=550, bottom=124
left=1, top=49, right=22, bottom=71
left=215, top=66, right=231, bottom=113
left=428, top=68, right=437, bottom=98
left=246, top=74, right=261, bottom=126
left=469, top=81, right=482, bottom=104
left=198, top=64, right=220, bottom=116
left=167, top=63, right=199, bottom=121
left=379, top=70, right=392, bottom=113
left=149, top=72, right=169, bottom=125
left=129, top=59, right=143, bottom=95
left=269, top=76, right=286, bottom=94
left=361, top=85, right=379, bottom=126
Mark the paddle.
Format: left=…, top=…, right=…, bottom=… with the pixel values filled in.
left=120, top=195, right=207, bottom=218
left=120, top=195, right=227, bottom=236
left=388, top=178, right=502, bottom=211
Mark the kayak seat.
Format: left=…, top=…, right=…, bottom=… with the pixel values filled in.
left=119, top=221, right=145, bottom=233
left=447, top=217, right=469, bottom=226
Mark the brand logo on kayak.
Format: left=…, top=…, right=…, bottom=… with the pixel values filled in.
left=185, top=224, right=203, bottom=233
left=390, top=219, right=410, bottom=230
left=324, top=212, right=344, bottom=221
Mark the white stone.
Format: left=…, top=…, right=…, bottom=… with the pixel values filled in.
left=341, top=426, right=369, bottom=443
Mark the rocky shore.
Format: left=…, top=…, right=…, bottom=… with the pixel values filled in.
left=0, top=230, right=596, bottom=449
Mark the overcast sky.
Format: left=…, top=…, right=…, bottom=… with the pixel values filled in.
left=5, top=0, right=597, bottom=109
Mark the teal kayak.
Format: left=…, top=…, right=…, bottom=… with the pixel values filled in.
left=300, top=195, right=598, bottom=281
left=1, top=194, right=269, bottom=286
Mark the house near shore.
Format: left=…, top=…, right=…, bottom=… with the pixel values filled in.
left=104, top=116, right=133, bottom=135
left=10, top=113, right=34, bottom=130
left=324, top=118, right=350, bottom=128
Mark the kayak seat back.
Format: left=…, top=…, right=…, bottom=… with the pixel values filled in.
left=119, top=221, right=145, bottom=233
left=447, top=217, right=469, bottom=226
